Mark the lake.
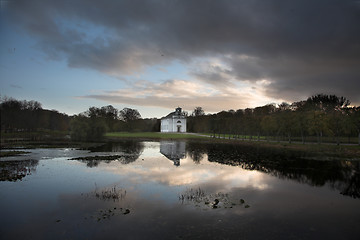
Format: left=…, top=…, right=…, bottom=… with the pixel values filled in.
left=1, top=140, right=359, bottom=239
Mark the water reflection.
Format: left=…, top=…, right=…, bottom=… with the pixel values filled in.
left=1, top=140, right=360, bottom=240
left=81, top=140, right=360, bottom=198
left=160, top=141, right=186, bottom=166
left=1, top=140, right=359, bottom=199
left=89, top=140, right=145, bottom=155
left=179, top=187, right=251, bottom=210
left=74, top=141, right=145, bottom=167
left=186, top=141, right=360, bottom=199
left=0, top=160, right=38, bottom=181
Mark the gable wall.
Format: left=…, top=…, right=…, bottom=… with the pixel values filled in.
left=161, top=117, right=186, bottom=132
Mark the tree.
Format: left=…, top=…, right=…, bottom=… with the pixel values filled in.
left=253, top=104, right=276, bottom=141
left=119, top=108, right=141, bottom=122
left=100, top=105, right=119, bottom=132
left=87, top=118, right=108, bottom=140
left=243, top=108, right=254, bottom=140
left=306, top=94, right=350, bottom=112
left=70, top=115, right=90, bottom=141
left=306, top=94, right=351, bottom=145
left=261, top=115, right=278, bottom=141
left=275, top=102, right=296, bottom=143
left=349, top=107, right=360, bottom=145
left=0, top=97, right=69, bottom=133
left=292, top=101, right=309, bottom=144
left=307, top=110, right=329, bottom=144
left=192, top=107, right=205, bottom=117
left=70, top=113, right=107, bottom=141
left=119, top=108, right=141, bottom=132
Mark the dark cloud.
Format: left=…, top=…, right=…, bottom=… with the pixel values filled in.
left=190, top=63, right=234, bottom=87
left=7, top=0, right=360, bottom=104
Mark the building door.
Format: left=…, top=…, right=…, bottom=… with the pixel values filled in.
left=177, top=125, right=181, bottom=132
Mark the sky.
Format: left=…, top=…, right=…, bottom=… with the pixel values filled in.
left=1, top=0, right=360, bottom=118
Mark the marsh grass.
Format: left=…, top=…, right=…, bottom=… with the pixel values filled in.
left=94, top=185, right=127, bottom=201
left=81, top=185, right=131, bottom=221
left=179, top=187, right=250, bottom=209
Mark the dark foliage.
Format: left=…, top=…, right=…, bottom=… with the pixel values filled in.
left=2, top=94, right=359, bottom=144
left=187, top=94, right=360, bottom=145
left=0, top=97, right=70, bottom=133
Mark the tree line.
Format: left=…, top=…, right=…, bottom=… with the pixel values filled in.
left=1, top=94, right=360, bottom=144
left=0, top=97, right=70, bottom=133
left=0, top=97, right=159, bottom=141
left=188, top=94, right=360, bottom=145
left=70, top=105, right=159, bottom=141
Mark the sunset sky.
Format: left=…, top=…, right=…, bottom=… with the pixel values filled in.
left=1, top=0, right=360, bottom=118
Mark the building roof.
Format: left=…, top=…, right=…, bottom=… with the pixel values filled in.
left=161, top=107, right=186, bottom=120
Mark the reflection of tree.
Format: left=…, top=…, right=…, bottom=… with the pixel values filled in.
left=188, top=141, right=360, bottom=199
left=0, top=160, right=38, bottom=181
left=77, top=141, right=145, bottom=167
left=340, top=172, right=360, bottom=198
left=189, top=151, right=204, bottom=164
left=339, top=161, right=360, bottom=198
left=186, top=142, right=207, bottom=164
left=82, top=159, right=101, bottom=168
left=89, top=141, right=144, bottom=155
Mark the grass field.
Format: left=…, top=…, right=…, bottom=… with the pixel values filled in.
left=105, top=132, right=208, bottom=139
left=1, top=130, right=69, bottom=140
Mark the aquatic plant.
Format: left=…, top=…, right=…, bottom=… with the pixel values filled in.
left=81, top=185, right=131, bottom=222
left=178, top=188, right=250, bottom=210
left=84, top=207, right=132, bottom=222
left=94, top=185, right=127, bottom=202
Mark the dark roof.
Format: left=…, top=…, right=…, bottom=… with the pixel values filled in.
left=161, top=108, right=186, bottom=119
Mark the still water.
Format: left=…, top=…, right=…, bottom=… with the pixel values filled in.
left=1, top=140, right=359, bottom=239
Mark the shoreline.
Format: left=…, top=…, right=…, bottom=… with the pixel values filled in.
left=1, top=132, right=359, bottom=160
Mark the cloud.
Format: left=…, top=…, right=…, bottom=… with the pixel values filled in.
left=7, top=0, right=360, bottom=105
left=79, top=79, right=276, bottom=113
left=189, top=57, right=235, bottom=87
left=225, top=54, right=360, bottom=103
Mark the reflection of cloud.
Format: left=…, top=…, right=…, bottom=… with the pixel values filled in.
left=101, top=143, right=269, bottom=191
left=221, top=171, right=269, bottom=190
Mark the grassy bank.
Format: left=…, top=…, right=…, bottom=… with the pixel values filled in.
left=1, top=130, right=69, bottom=141
left=105, top=132, right=360, bottom=159
left=202, top=133, right=359, bottom=144
left=0, top=150, right=31, bottom=157
left=105, top=132, right=207, bottom=139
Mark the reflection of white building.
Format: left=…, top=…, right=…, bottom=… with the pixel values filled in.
left=160, top=107, right=187, bottom=133
left=160, top=141, right=186, bottom=166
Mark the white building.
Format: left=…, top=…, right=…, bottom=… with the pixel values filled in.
left=160, top=107, right=187, bottom=133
